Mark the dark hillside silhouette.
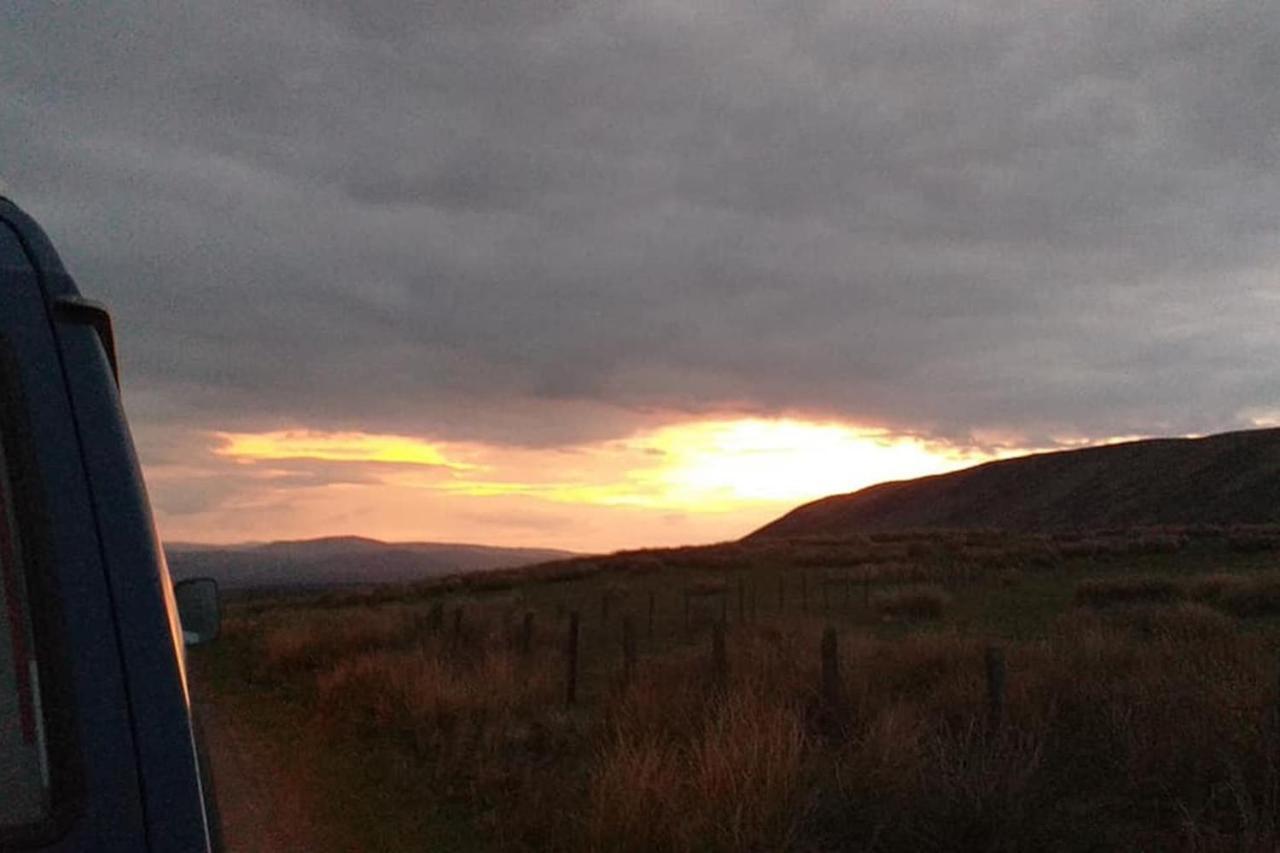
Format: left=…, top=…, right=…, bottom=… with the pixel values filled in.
left=166, top=536, right=575, bottom=589
left=750, top=428, right=1280, bottom=539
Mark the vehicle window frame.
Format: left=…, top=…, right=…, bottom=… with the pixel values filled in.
left=0, top=319, right=85, bottom=844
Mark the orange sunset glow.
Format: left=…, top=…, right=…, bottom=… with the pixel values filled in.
left=166, top=417, right=1004, bottom=551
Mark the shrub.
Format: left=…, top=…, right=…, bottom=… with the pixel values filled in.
left=960, top=529, right=1008, bottom=547
left=1018, top=544, right=1062, bottom=568
left=504, top=557, right=606, bottom=585
left=1185, top=573, right=1247, bottom=603
left=1183, top=572, right=1280, bottom=617
left=457, top=571, right=520, bottom=593
left=906, top=540, right=942, bottom=560
left=872, top=585, right=951, bottom=620
left=1056, top=539, right=1101, bottom=559
left=621, top=555, right=666, bottom=575
left=1226, top=533, right=1280, bottom=553
left=863, top=562, right=939, bottom=585
left=1216, top=576, right=1280, bottom=618
left=1130, top=534, right=1187, bottom=555
left=1092, top=603, right=1236, bottom=643
left=1073, top=576, right=1183, bottom=608
left=687, top=578, right=729, bottom=596
left=260, top=605, right=419, bottom=674
left=996, top=571, right=1022, bottom=589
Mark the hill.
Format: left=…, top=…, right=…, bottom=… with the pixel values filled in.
left=749, top=427, right=1280, bottom=539
left=166, top=535, right=576, bottom=590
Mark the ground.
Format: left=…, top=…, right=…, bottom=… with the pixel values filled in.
left=193, top=680, right=323, bottom=852
left=186, top=528, right=1280, bottom=851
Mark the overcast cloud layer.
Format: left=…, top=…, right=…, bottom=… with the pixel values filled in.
left=4, top=1, right=1280, bottom=460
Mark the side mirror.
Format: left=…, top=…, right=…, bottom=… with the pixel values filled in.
left=175, top=577, right=221, bottom=646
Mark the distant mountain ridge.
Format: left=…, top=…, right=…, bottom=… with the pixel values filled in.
left=749, top=428, right=1280, bottom=540
left=166, top=535, right=576, bottom=589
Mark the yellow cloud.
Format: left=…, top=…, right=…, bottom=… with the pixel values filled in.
left=214, top=430, right=477, bottom=470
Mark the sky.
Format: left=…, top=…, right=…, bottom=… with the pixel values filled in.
left=3, top=1, right=1279, bottom=552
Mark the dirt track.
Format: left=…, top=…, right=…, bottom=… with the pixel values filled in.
left=193, top=685, right=325, bottom=852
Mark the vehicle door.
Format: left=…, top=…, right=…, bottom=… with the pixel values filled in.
left=0, top=210, right=148, bottom=850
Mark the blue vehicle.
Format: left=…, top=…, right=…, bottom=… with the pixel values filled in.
left=0, top=194, right=222, bottom=851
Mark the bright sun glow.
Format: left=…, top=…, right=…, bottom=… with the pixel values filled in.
left=215, top=418, right=992, bottom=514
left=643, top=419, right=980, bottom=506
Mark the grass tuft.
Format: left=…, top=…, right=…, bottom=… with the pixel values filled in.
left=1064, top=602, right=1237, bottom=642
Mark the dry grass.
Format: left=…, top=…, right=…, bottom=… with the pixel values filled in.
left=260, top=605, right=422, bottom=674
left=259, top=613, right=1280, bottom=850
left=1061, top=602, right=1237, bottom=643
left=586, top=690, right=808, bottom=853
left=1185, top=573, right=1280, bottom=618
left=872, top=584, right=952, bottom=620
left=222, top=548, right=1280, bottom=851
left=820, top=619, right=1277, bottom=849
left=316, top=644, right=559, bottom=775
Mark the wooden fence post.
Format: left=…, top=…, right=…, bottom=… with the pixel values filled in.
left=1273, top=654, right=1280, bottom=736
left=985, top=645, right=1006, bottom=732
left=519, top=611, right=534, bottom=655
left=821, top=627, right=841, bottom=711
left=565, top=611, right=581, bottom=706
left=1269, top=655, right=1280, bottom=785
left=710, top=622, right=728, bottom=692
left=622, top=616, right=637, bottom=686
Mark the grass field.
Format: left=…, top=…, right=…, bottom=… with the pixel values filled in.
left=190, top=525, right=1280, bottom=851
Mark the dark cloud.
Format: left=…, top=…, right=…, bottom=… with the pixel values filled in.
left=4, top=0, right=1280, bottom=456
